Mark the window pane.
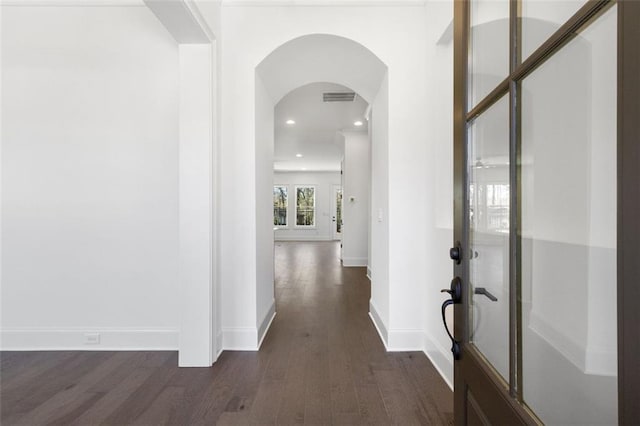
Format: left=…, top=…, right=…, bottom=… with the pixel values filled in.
left=521, top=6, right=617, bottom=424
left=273, top=186, right=288, bottom=226
left=522, top=0, right=588, bottom=61
left=468, top=95, right=510, bottom=382
left=296, top=187, right=315, bottom=226
left=469, top=0, right=509, bottom=109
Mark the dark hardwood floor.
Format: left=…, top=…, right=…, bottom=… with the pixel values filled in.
left=1, top=241, right=453, bottom=425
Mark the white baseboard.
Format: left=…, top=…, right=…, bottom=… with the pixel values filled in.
left=257, top=300, right=276, bottom=349
left=529, top=310, right=585, bottom=372
left=216, top=330, right=224, bottom=359
left=528, top=310, right=615, bottom=376
left=222, top=327, right=258, bottom=350
left=423, top=332, right=453, bottom=390
left=387, top=328, right=423, bottom=351
left=342, top=257, right=368, bottom=267
left=0, top=328, right=179, bottom=351
left=368, top=300, right=388, bottom=347
left=366, top=266, right=372, bottom=280
left=223, top=300, right=276, bottom=351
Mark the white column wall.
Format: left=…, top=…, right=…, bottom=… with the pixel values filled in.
left=254, top=74, right=276, bottom=347
left=422, top=0, right=455, bottom=387
left=178, top=44, right=215, bottom=366
left=368, top=76, right=390, bottom=341
left=342, top=131, right=370, bottom=267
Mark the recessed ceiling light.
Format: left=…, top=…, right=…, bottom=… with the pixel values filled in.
left=354, top=120, right=364, bottom=126
left=296, top=153, right=303, bottom=158
left=286, top=119, right=296, bottom=125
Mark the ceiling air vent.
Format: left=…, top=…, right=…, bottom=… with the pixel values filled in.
left=323, top=92, right=356, bottom=102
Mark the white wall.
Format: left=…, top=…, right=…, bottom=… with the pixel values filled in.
left=254, top=74, right=276, bottom=347
left=342, top=131, right=370, bottom=267
left=218, top=5, right=430, bottom=354
left=274, top=171, right=342, bottom=242
left=423, top=0, right=455, bottom=387
left=1, top=6, right=180, bottom=349
left=369, top=74, right=390, bottom=342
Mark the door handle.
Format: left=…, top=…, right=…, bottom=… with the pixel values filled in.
left=441, top=276, right=462, bottom=303
left=474, top=287, right=498, bottom=301
left=441, top=277, right=462, bottom=360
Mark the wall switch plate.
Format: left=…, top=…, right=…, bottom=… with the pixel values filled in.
left=83, top=332, right=100, bottom=345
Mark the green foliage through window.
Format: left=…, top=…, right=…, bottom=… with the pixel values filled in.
left=296, top=187, right=315, bottom=226
left=273, top=186, right=288, bottom=226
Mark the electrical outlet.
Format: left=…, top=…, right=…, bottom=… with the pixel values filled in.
left=83, top=332, right=100, bottom=345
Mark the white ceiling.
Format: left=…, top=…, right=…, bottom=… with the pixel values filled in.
left=274, top=82, right=368, bottom=172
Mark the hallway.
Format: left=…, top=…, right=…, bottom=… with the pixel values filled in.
left=0, top=242, right=452, bottom=425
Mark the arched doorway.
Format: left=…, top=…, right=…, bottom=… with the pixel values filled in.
left=252, top=34, right=388, bottom=348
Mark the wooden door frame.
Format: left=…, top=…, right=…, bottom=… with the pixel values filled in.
left=453, top=0, right=640, bottom=423
left=617, top=1, right=640, bottom=422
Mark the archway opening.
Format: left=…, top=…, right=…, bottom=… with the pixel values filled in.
left=253, top=34, right=388, bottom=346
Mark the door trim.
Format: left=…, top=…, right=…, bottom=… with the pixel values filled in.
left=618, top=1, right=640, bottom=422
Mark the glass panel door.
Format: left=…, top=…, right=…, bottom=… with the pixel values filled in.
left=521, top=0, right=588, bottom=60
left=468, top=95, right=510, bottom=382
left=520, top=5, right=618, bottom=424
left=469, top=0, right=509, bottom=108
left=452, top=0, right=624, bottom=423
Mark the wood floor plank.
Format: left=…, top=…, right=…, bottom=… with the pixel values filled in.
left=375, top=364, right=432, bottom=425
left=354, top=384, right=392, bottom=425
left=2, top=351, right=113, bottom=422
left=0, top=352, right=78, bottom=394
left=248, top=378, right=286, bottom=425
left=69, top=366, right=162, bottom=425
left=0, top=352, right=70, bottom=386
left=303, top=325, right=332, bottom=425
left=275, top=334, right=308, bottom=424
left=186, top=352, right=248, bottom=425
left=8, top=352, right=133, bottom=425
left=100, top=354, right=179, bottom=425
left=131, top=386, right=185, bottom=426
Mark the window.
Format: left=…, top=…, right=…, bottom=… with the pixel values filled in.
left=469, top=181, right=510, bottom=233
left=295, top=186, right=315, bottom=227
left=273, top=185, right=288, bottom=226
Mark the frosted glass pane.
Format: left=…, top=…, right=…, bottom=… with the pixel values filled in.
left=521, top=6, right=617, bottom=424
left=469, top=0, right=509, bottom=108
left=522, top=0, right=587, bottom=60
left=468, top=95, right=510, bottom=382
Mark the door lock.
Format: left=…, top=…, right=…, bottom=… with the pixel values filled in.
left=449, top=242, right=462, bottom=264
